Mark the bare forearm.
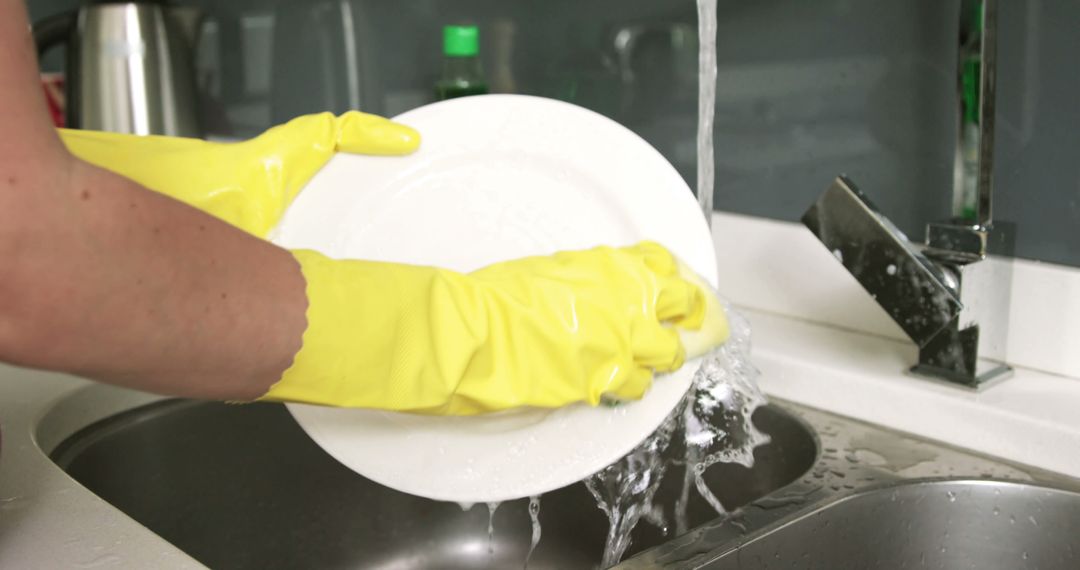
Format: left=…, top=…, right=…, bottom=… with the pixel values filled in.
left=0, top=158, right=307, bottom=400
left=0, top=0, right=305, bottom=399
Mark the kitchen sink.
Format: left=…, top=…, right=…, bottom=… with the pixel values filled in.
left=41, top=386, right=1080, bottom=570
left=702, top=479, right=1080, bottom=570
left=47, top=400, right=817, bottom=569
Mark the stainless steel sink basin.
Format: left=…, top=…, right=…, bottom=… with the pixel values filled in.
left=703, top=480, right=1080, bottom=569
left=49, top=400, right=817, bottom=569
left=622, top=403, right=1080, bottom=570
left=44, top=391, right=1080, bottom=569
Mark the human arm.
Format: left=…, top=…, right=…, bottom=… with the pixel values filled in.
left=1, top=0, right=728, bottom=413
left=0, top=0, right=307, bottom=399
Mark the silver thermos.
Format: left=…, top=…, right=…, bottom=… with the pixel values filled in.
left=33, top=2, right=203, bottom=137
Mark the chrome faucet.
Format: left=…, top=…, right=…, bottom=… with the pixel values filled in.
left=801, top=0, right=1013, bottom=388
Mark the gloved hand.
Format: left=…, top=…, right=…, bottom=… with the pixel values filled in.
left=264, top=241, right=730, bottom=415
left=59, top=111, right=419, bottom=238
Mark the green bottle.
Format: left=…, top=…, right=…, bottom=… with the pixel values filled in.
left=436, top=25, right=488, bottom=100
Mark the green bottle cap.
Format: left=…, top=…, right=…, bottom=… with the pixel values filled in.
left=443, top=25, right=479, bottom=57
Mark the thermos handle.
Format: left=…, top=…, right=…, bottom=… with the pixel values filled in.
left=32, top=10, right=76, bottom=56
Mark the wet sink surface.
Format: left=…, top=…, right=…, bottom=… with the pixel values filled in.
left=704, top=480, right=1080, bottom=570
left=50, top=400, right=817, bottom=569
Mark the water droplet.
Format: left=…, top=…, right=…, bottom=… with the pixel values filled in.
left=946, top=491, right=957, bottom=502
left=486, top=502, right=500, bottom=554
left=524, top=496, right=542, bottom=569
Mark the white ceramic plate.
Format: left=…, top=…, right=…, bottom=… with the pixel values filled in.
left=271, top=94, right=717, bottom=503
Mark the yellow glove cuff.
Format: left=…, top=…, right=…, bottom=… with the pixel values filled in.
left=260, top=250, right=481, bottom=414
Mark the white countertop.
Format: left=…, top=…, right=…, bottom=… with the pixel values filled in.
left=744, top=307, right=1080, bottom=479
left=2, top=308, right=1079, bottom=567
left=0, top=366, right=202, bottom=569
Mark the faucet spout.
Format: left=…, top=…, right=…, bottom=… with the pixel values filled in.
left=801, top=176, right=962, bottom=347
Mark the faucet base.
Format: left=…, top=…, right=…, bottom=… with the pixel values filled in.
left=909, top=361, right=1013, bottom=390
left=910, top=321, right=1013, bottom=389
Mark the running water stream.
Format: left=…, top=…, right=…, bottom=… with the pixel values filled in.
left=696, top=0, right=717, bottom=225
left=584, top=3, right=744, bottom=565
left=477, top=2, right=741, bottom=566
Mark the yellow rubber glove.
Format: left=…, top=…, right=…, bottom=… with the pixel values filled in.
left=263, top=242, right=730, bottom=415
left=59, top=111, right=419, bottom=238
left=60, top=114, right=728, bottom=414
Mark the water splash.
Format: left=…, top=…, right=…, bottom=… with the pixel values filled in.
left=673, top=462, right=695, bottom=536
left=640, top=502, right=669, bottom=536
left=682, top=308, right=770, bottom=474
left=459, top=304, right=768, bottom=569
left=588, top=306, right=771, bottom=567
left=693, top=470, right=728, bottom=517
left=586, top=405, right=678, bottom=569
left=462, top=305, right=768, bottom=569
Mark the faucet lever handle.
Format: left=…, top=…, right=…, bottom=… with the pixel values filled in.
left=801, top=177, right=962, bottom=347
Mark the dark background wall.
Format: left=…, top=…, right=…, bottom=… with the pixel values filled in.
left=28, top=0, right=1080, bottom=266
